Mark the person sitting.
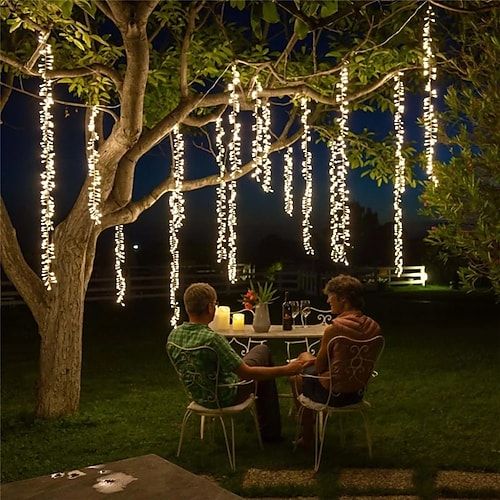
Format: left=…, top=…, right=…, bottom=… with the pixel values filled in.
left=167, top=282, right=305, bottom=443
left=290, top=274, right=382, bottom=448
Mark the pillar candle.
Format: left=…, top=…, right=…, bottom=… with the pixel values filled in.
left=232, top=313, right=245, bottom=331
left=212, top=305, right=230, bottom=331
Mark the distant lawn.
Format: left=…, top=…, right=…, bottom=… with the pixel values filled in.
left=1, top=292, right=499, bottom=498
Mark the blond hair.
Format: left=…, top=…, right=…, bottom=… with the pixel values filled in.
left=183, top=282, right=217, bottom=316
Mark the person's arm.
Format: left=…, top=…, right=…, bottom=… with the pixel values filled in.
left=315, top=324, right=336, bottom=373
left=235, top=358, right=305, bottom=381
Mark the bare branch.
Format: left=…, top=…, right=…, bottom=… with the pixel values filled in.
left=180, top=2, right=204, bottom=97
left=429, top=0, right=500, bottom=13
left=182, top=105, right=226, bottom=127
left=0, top=197, right=47, bottom=324
left=0, top=72, right=14, bottom=114
left=95, top=1, right=117, bottom=23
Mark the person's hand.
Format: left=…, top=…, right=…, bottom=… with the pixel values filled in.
left=298, top=351, right=315, bottom=363
left=284, top=358, right=306, bottom=375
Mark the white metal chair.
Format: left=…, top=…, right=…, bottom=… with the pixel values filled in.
left=294, top=335, right=385, bottom=471
left=167, top=342, right=263, bottom=471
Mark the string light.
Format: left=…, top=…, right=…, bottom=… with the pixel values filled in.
left=114, top=225, right=126, bottom=306
left=393, top=72, right=406, bottom=277
left=283, top=146, right=294, bottom=216
left=251, top=78, right=272, bottom=192
left=38, top=36, right=57, bottom=290
left=215, top=117, right=227, bottom=263
left=330, top=64, right=350, bottom=265
left=169, top=124, right=185, bottom=326
left=300, top=97, right=314, bottom=255
left=423, top=4, right=438, bottom=185
left=87, top=105, right=102, bottom=224
left=227, top=65, right=240, bottom=283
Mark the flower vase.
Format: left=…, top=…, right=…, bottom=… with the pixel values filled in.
left=252, top=303, right=271, bottom=333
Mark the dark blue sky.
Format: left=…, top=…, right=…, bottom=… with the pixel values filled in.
left=1, top=79, right=436, bottom=268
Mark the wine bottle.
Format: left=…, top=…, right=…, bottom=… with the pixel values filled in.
left=282, top=291, right=293, bottom=330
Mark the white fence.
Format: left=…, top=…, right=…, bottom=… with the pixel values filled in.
left=377, top=265, right=428, bottom=286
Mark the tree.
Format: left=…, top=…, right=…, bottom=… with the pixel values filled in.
left=1, top=0, right=495, bottom=417
left=422, top=7, right=500, bottom=295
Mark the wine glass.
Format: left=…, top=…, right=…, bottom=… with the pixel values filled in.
left=300, top=300, right=311, bottom=327
left=290, top=301, right=300, bottom=326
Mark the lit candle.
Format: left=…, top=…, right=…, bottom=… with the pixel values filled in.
left=211, top=305, right=230, bottom=331
left=232, top=313, right=245, bottom=331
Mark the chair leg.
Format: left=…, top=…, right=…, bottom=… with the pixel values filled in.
left=230, top=417, right=236, bottom=470
left=177, top=409, right=193, bottom=457
left=200, top=415, right=206, bottom=440
left=315, top=411, right=330, bottom=472
left=250, top=405, right=264, bottom=449
left=293, top=406, right=305, bottom=451
left=360, top=410, right=373, bottom=458
left=218, top=416, right=234, bottom=471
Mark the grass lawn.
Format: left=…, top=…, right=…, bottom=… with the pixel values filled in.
left=1, top=290, right=499, bottom=498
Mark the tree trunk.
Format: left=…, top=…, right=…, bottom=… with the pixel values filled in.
left=35, top=232, right=89, bottom=418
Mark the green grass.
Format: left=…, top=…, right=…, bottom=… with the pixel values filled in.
left=1, top=293, right=499, bottom=498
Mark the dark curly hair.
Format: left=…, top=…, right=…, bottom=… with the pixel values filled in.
left=323, top=274, right=365, bottom=309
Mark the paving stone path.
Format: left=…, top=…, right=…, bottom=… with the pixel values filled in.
left=242, top=467, right=500, bottom=499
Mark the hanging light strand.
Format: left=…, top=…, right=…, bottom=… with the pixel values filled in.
left=393, top=72, right=406, bottom=277
left=215, top=117, right=228, bottom=263
left=300, top=97, right=314, bottom=255
left=283, top=146, right=294, bottom=216
left=87, top=105, right=102, bottom=224
left=227, top=65, right=240, bottom=283
left=330, top=65, right=351, bottom=265
left=114, top=225, right=126, bottom=306
left=38, top=36, right=57, bottom=290
left=169, top=125, right=186, bottom=326
left=251, top=78, right=272, bottom=192
left=423, top=4, right=438, bottom=185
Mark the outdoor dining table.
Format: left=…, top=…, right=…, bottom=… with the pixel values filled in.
left=220, top=323, right=326, bottom=359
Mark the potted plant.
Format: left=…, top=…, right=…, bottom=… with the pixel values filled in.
left=242, top=281, right=277, bottom=333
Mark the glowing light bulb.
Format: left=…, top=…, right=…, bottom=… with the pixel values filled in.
left=169, top=124, right=185, bottom=325
left=115, top=224, right=126, bottom=306
left=423, top=5, right=438, bottom=185
left=393, top=72, right=406, bottom=277
left=283, top=146, right=294, bottom=216
left=300, top=97, right=314, bottom=255
left=329, top=65, right=350, bottom=265
left=38, top=36, right=57, bottom=290
left=87, top=105, right=102, bottom=224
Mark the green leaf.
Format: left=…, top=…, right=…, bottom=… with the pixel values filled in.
left=229, top=0, right=245, bottom=10
left=262, top=1, right=280, bottom=23
left=250, top=6, right=263, bottom=39
left=320, top=0, right=338, bottom=17
left=294, top=17, right=309, bottom=40
left=61, top=0, right=74, bottom=18
left=8, top=18, right=22, bottom=32
left=73, top=39, right=85, bottom=51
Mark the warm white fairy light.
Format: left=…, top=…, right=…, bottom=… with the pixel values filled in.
left=423, top=4, right=438, bottom=185
left=300, top=97, right=314, bottom=255
left=393, top=72, right=406, bottom=277
left=330, top=64, right=351, bottom=265
left=283, top=146, right=294, bottom=216
left=169, top=124, right=185, bottom=326
left=114, top=225, right=126, bottom=306
left=87, top=105, right=102, bottom=224
left=38, top=36, right=57, bottom=290
left=215, top=117, right=228, bottom=263
left=251, top=78, right=272, bottom=192
left=227, top=65, right=240, bottom=283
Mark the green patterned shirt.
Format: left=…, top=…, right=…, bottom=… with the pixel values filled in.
left=167, top=322, right=242, bottom=408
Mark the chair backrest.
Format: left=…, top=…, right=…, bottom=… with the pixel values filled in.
left=326, top=335, right=385, bottom=395
left=167, top=342, right=222, bottom=408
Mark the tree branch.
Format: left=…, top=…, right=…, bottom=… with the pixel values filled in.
left=429, top=0, right=500, bottom=14
left=182, top=105, right=226, bottom=127
left=180, top=2, right=204, bottom=97
left=0, top=72, right=14, bottom=114
left=0, top=197, right=47, bottom=324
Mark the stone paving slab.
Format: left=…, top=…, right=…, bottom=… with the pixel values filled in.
left=0, top=454, right=241, bottom=500
left=436, top=470, right=500, bottom=494
left=242, top=468, right=316, bottom=489
left=339, top=469, right=414, bottom=492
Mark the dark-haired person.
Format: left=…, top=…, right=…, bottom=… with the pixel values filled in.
left=167, top=282, right=306, bottom=443
left=290, top=274, right=382, bottom=448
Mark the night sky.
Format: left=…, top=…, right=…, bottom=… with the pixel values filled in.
left=1, top=78, right=437, bottom=271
